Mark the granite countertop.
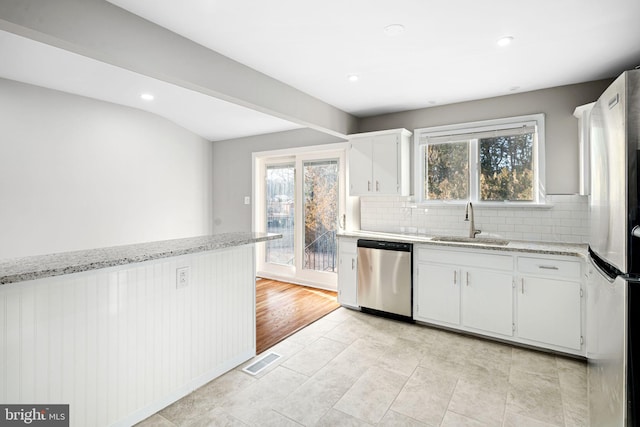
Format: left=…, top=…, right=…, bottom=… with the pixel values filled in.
left=0, top=232, right=281, bottom=285
left=338, top=230, right=588, bottom=258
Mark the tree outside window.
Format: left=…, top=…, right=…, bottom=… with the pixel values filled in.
left=425, top=141, right=469, bottom=200
left=417, top=114, right=543, bottom=204
left=479, top=133, right=534, bottom=201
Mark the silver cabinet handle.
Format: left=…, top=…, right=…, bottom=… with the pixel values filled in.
left=466, top=272, right=470, bottom=286
left=453, top=270, right=457, bottom=285
left=521, top=278, right=525, bottom=294
left=339, top=214, right=346, bottom=229
left=376, top=181, right=380, bottom=191
left=368, top=181, right=371, bottom=191
left=538, top=265, right=559, bottom=270
left=351, top=258, right=355, bottom=270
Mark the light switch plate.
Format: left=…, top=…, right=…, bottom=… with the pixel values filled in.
left=176, top=266, right=190, bottom=288
left=244, top=196, right=251, bottom=205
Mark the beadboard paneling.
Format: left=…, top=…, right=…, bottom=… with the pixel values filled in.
left=0, top=244, right=256, bottom=427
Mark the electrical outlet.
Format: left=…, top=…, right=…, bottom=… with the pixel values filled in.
left=244, top=196, right=251, bottom=205
left=176, top=266, right=190, bottom=288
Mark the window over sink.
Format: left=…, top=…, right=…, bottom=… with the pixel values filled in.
left=415, top=114, right=546, bottom=205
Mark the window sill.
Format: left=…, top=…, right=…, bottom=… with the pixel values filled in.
left=411, top=200, right=554, bottom=209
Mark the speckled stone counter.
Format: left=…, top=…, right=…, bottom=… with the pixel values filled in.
left=337, top=230, right=588, bottom=258
left=0, top=232, right=281, bottom=285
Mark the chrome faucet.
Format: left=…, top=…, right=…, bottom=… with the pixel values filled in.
left=464, top=201, right=481, bottom=238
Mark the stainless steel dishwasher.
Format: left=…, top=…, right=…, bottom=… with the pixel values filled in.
left=357, top=239, right=413, bottom=321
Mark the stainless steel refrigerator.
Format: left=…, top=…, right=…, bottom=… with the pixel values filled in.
left=587, top=68, right=640, bottom=426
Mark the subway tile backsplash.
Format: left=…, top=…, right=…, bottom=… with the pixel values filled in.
left=359, top=194, right=589, bottom=244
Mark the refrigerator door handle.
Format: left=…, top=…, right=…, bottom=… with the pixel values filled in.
left=632, top=225, right=640, bottom=239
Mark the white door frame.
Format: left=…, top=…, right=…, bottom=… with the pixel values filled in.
left=253, top=143, right=347, bottom=290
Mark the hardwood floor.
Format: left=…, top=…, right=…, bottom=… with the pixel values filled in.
left=256, top=278, right=340, bottom=354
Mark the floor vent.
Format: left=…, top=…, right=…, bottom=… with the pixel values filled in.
left=242, top=352, right=282, bottom=376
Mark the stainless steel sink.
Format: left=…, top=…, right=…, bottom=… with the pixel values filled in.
left=430, top=236, right=509, bottom=246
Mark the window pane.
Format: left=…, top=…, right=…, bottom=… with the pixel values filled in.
left=303, top=160, right=338, bottom=273
left=265, top=164, right=294, bottom=265
left=479, top=133, right=534, bottom=201
left=425, top=142, right=469, bottom=200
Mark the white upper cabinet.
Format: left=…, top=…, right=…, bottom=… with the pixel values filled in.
left=348, top=128, right=411, bottom=196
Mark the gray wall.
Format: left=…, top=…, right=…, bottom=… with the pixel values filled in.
left=212, top=128, right=345, bottom=233
left=212, top=79, right=612, bottom=233
left=358, top=79, right=613, bottom=195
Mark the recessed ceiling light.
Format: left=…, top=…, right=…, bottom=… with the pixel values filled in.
left=347, top=74, right=360, bottom=83
left=497, top=36, right=514, bottom=47
left=384, top=24, right=405, bottom=36
left=140, top=93, right=155, bottom=101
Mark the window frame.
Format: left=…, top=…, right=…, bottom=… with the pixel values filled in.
left=414, top=114, right=546, bottom=206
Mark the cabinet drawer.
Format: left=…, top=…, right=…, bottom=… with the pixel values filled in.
left=517, top=256, right=580, bottom=280
left=417, top=247, right=512, bottom=271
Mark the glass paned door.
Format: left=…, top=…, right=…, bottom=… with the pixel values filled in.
left=255, top=149, right=345, bottom=290
left=303, top=160, right=338, bottom=273
left=265, top=163, right=295, bottom=265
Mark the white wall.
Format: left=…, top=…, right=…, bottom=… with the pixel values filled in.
left=0, top=78, right=214, bottom=259
left=0, top=244, right=256, bottom=427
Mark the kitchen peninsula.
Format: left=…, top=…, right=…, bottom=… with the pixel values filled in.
left=0, top=232, right=280, bottom=427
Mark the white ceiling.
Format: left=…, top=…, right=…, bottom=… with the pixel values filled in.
left=0, top=30, right=304, bottom=141
left=2, top=0, right=639, bottom=141
left=107, top=0, right=640, bottom=116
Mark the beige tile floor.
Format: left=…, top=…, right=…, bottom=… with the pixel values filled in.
left=137, top=308, right=588, bottom=427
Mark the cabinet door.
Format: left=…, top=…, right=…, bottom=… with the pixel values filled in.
left=462, top=269, right=513, bottom=336
left=517, top=276, right=581, bottom=350
left=348, top=139, right=373, bottom=195
left=371, top=134, right=399, bottom=194
left=415, top=263, right=460, bottom=325
left=338, top=248, right=358, bottom=308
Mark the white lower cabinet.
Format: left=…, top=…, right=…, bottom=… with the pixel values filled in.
left=415, top=262, right=460, bottom=325
left=414, top=245, right=585, bottom=356
left=462, top=268, right=513, bottom=337
left=337, top=237, right=358, bottom=308
left=415, top=246, right=513, bottom=338
left=516, top=256, right=583, bottom=351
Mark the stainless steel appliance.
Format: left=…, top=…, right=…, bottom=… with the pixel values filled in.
left=357, top=239, right=412, bottom=320
left=587, top=69, right=640, bottom=426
